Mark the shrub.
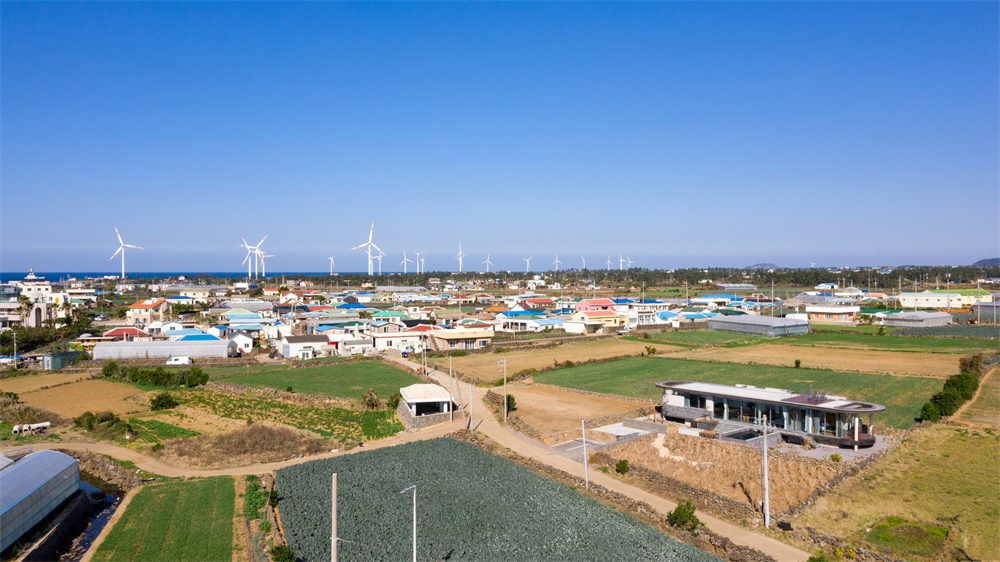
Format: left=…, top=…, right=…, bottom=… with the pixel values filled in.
left=806, top=553, right=832, bottom=562
left=386, top=392, right=401, bottom=411
left=930, top=388, right=964, bottom=417
left=449, top=350, right=467, bottom=357
left=260, top=521, right=271, bottom=534
left=794, top=359, right=801, bottom=368
left=667, top=498, right=702, bottom=533
left=269, top=545, right=295, bottom=562
left=943, top=371, right=978, bottom=401
left=151, top=442, right=164, bottom=452
left=959, top=354, right=985, bottom=378
left=102, top=360, right=119, bottom=377
left=506, top=393, right=517, bottom=413
left=830, top=454, right=842, bottom=463
left=615, top=459, right=630, bottom=474
left=286, top=385, right=294, bottom=393
left=644, top=346, right=657, bottom=356
left=920, top=401, right=941, bottom=422
left=150, top=392, right=179, bottom=410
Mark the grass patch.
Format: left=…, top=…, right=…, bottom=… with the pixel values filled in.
left=865, top=518, right=949, bottom=558
left=535, top=356, right=942, bottom=429
left=798, top=424, right=999, bottom=561
left=92, top=476, right=235, bottom=562
left=808, top=324, right=886, bottom=334
left=221, top=361, right=423, bottom=399
left=127, top=418, right=199, bottom=442
left=773, top=332, right=998, bottom=354
left=630, top=331, right=763, bottom=347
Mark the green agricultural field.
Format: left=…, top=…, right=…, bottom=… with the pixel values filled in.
left=128, top=418, right=199, bottom=442
left=278, top=438, right=716, bottom=562
left=772, top=332, right=999, bottom=354
left=92, top=476, right=235, bottom=562
left=635, top=330, right=763, bottom=347
left=808, top=324, right=885, bottom=334
left=535, top=357, right=943, bottom=429
left=220, top=361, right=423, bottom=399
left=175, top=388, right=403, bottom=441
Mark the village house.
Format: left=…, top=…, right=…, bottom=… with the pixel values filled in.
left=126, top=299, right=168, bottom=327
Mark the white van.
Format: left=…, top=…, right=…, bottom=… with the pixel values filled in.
left=165, top=356, right=192, bottom=365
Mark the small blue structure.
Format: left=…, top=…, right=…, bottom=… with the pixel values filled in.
left=0, top=450, right=80, bottom=552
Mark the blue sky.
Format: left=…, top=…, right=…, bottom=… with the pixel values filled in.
left=2, top=2, right=997, bottom=274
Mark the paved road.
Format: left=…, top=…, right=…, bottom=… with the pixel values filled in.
left=7, top=357, right=809, bottom=561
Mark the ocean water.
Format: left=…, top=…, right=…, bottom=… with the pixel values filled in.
left=0, top=271, right=363, bottom=283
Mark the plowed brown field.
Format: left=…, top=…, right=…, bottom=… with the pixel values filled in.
left=504, top=383, right=644, bottom=435
left=0, top=372, right=93, bottom=394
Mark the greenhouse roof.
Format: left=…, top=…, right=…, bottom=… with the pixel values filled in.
left=0, top=450, right=78, bottom=516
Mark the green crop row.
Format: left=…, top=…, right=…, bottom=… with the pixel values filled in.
left=128, top=418, right=199, bottom=442
left=277, top=438, right=717, bottom=562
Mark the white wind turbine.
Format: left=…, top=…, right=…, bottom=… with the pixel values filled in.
left=523, top=256, right=533, bottom=274
left=109, top=227, right=143, bottom=280
left=350, top=221, right=382, bottom=276
left=626, top=256, right=635, bottom=269
left=259, top=253, right=274, bottom=278
left=400, top=251, right=414, bottom=274
left=606, top=255, right=613, bottom=271
left=375, top=248, right=386, bottom=275
left=328, top=256, right=336, bottom=275
left=240, top=238, right=253, bottom=280
left=456, top=242, right=466, bottom=273
left=553, top=254, right=563, bottom=273
left=483, top=253, right=494, bottom=273
left=252, top=235, right=270, bottom=278
left=581, top=256, right=587, bottom=270
left=414, top=251, right=425, bottom=275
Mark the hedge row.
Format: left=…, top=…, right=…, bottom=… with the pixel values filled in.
left=101, top=360, right=208, bottom=387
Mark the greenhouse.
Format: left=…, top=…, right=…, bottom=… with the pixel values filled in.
left=0, top=450, right=80, bottom=552
left=707, top=314, right=809, bottom=337
left=92, top=339, right=238, bottom=359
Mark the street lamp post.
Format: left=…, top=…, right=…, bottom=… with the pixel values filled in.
left=400, top=485, right=416, bottom=562
left=754, top=415, right=770, bottom=528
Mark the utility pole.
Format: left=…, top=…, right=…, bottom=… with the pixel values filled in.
left=582, top=419, right=589, bottom=491
left=468, top=382, right=473, bottom=430
left=330, top=473, right=339, bottom=562
left=497, top=359, right=508, bottom=422
left=12, top=331, right=17, bottom=371
left=755, top=415, right=770, bottom=528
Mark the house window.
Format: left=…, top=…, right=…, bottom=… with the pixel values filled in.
left=449, top=341, right=456, bottom=348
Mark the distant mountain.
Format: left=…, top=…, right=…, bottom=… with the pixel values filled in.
left=745, top=263, right=780, bottom=270
left=972, top=258, right=1000, bottom=267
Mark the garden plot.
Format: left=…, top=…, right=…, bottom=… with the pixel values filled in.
left=19, top=379, right=147, bottom=418
left=675, top=344, right=959, bottom=377
left=277, top=438, right=718, bottom=562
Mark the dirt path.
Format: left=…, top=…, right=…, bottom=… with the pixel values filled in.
left=953, top=366, right=997, bottom=422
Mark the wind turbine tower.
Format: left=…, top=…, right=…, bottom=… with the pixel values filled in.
left=553, top=254, right=562, bottom=273
left=523, top=256, right=533, bottom=274
left=483, top=253, right=494, bottom=273
left=606, top=255, right=613, bottom=271
left=581, top=256, right=586, bottom=270
left=350, top=221, right=382, bottom=276
left=109, top=227, right=143, bottom=280
left=414, top=251, right=425, bottom=275
left=329, top=256, right=336, bottom=275
left=456, top=242, right=466, bottom=273
left=400, top=251, right=414, bottom=274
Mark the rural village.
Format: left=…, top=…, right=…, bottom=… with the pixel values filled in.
left=0, top=264, right=997, bottom=562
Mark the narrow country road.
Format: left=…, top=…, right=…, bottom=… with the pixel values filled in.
left=6, top=357, right=809, bottom=561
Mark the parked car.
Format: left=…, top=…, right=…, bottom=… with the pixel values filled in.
left=165, top=356, right=192, bottom=365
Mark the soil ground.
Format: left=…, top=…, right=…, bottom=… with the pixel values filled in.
left=504, top=382, right=642, bottom=434
left=20, top=379, right=147, bottom=418
left=603, top=427, right=845, bottom=514
left=0, top=371, right=94, bottom=394
left=674, top=344, right=958, bottom=377
left=959, top=368, right=1000, bottom=425
left=141, top=407, right=247, bottom=435
left=439, top=338, right=669, bottom=382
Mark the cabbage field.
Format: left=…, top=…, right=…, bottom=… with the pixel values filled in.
left=277, top=438, right=718, bottom=561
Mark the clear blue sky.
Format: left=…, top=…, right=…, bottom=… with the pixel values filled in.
left=2, top=2, right=997, bottom=274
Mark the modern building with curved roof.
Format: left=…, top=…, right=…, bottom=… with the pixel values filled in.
left=655, top=380, right=885, bottom=449
left=0, top=450, right=80, bottom=552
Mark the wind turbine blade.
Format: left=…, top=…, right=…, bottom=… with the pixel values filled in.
left=368, top=221, right=374, bottom=243
left=115, top=227, right=123, bottom=245
left=242, top=253, right=251, bottom=266
left=109, top=246, right=123, bottom=260
left=350, top=242, right=369, bottom=251
left=124, top=244, right=143, bottom=250
left=257, top=234, right=268, bottom=247
left=370, top=242, right=384, bottom=254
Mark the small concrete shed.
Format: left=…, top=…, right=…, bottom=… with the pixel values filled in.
left=400, top=384, right=453, bottom=416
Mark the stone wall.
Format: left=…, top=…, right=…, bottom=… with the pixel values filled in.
left=451, top=430, right=774, bottom=562
left=66, top=451, right=147, bottom=491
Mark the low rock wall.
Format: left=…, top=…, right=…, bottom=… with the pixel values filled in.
left=66, top=451, right=146, bottom=491
left=396, top=401, right=463, bottom=430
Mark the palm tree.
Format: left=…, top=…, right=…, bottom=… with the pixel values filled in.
left=17, top=295, right=32, bottom=326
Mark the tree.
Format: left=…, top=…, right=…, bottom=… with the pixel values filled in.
left=667, top=499, right=702, bottom=533
left=361, top=388, right=381, bottom=410
left=506, top=393, right=516, bottom=413
left=17, top=295, right=33, bottom=325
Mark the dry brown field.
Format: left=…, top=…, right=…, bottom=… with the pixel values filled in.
left=438, top=339, right=670, bottom=382
left=959, top=368, right=1000, bottom=426
left=0, top=372, right=93, bottom=394
left=19, top=379, right=147, bottom=418
left=504, top=383, right=643, bottom=435
left=606, top=429, right=844, bottom=514
left=674, top=344, right=957, bottom=377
